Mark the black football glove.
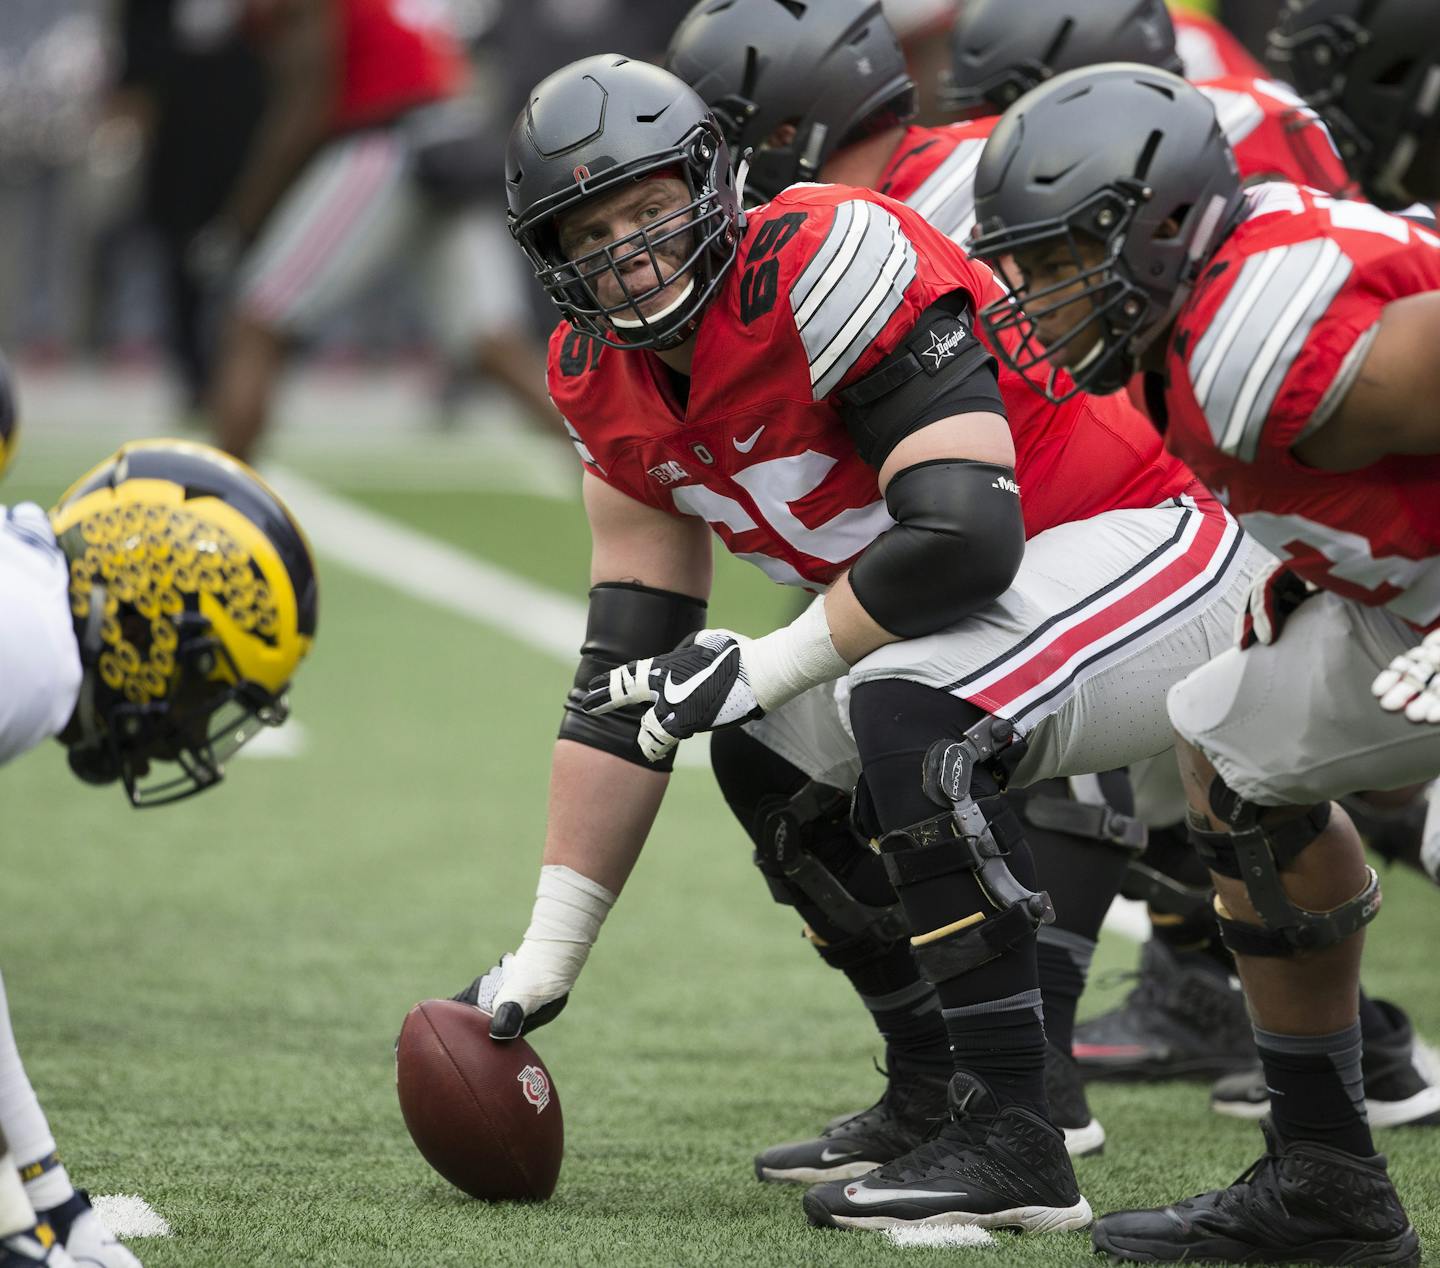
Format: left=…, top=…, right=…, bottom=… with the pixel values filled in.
left=580, top=628, right=763, bottom=762
left=453, top=954, right=570, bottom=1041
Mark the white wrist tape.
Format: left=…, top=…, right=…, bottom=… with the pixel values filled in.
left=501, top=865, right=618, bottom=1008
left=744, top=596, right=850, bottom=713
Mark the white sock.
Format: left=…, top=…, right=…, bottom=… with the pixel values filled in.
left=0, top=971, right=72, bottom=1211
left=0, top=1152, right=36, bottom=1237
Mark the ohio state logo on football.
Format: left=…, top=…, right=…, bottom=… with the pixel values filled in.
left=517, top=1065, right=551, bottom=1113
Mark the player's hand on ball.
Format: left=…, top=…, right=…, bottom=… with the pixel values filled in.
left=580, top=629, right=764, bottom=762
left=1235, top=561, right=1317, bottom=649
left=1372, top=630, right=1440, bottom=724
left=454, top=952, right=570, bottom=1041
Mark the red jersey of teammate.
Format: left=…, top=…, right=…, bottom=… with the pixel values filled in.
left=1171, top=9, right=1267, bottom=81
left=334, top=0, right=467, bottom=131
left=1163, top=182, right=1440, bottom=630
left=549, top=185, right=1194, bottom=591
left=1195, top=76, right=1355, bottom=196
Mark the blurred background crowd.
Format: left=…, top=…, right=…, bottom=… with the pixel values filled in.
left=0, top=0, right=1283, bottom=449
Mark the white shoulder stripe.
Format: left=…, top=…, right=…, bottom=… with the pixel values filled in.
left=810, top=225, right=917, bottom=398
left=794, top=201, right=874, bottom=330
left=791, top=200, right=860, bottom=316
left=907, top=140, right=985, bottom=225
left=1197, top=85, right=1265, bottom=147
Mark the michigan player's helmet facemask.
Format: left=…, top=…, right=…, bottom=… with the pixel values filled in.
left=664, top=0, right=917, bottom=203
left=969, top=65, right=1243, bottom=402
left=507, top=55, right=741, bottom=352
left=1269, top=0, right=1440, bottom=208
left=0, top=351, right=18, bottom=479
left=941, top=0, right=1182, bottom=119
left=49, top=440, right=318, bottom=806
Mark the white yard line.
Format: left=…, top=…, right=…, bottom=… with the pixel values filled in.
left=92, top=1194, right=171, bottom=1238
left=883, top=1224, right=996, bottom=1249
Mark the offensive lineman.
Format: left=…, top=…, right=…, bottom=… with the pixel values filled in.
left=969, top=61, right=1438, bottom=1264
left=460, top=55, right=1263, bottom=1236
left=0, top=441, right=318, bottom=1266
left=663, top=0, right=1411, bottom=1178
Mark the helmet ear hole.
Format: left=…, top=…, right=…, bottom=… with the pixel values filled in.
left=1154, top=205, right=1192, bottom=240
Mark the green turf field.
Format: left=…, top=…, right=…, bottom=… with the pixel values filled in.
left=3, top=421, right=1438, bottom=1266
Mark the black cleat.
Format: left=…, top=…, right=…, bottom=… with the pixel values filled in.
left=801, top=1072, right=1093, bottom=1233
left=754, top=1065, right=948, bottom=1183
left=1212, top=999, right=1440, bottom=1128
left=1092, top=1122, right=1420, bottom=1265
left=1046, top=1042, right=1105, bottom=1158
left=1073, top=940, right=1255, bottom=1081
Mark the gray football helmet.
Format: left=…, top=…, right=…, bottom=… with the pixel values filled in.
left=969, top=64, right=1243, bottom=401
left=942, top=0, right=1183, bottom=118
left=506, top=55, right=742, bottom=351
left=664, top=0, right=916, bottom=201
left=1269, top=0, right=1440, bottom=207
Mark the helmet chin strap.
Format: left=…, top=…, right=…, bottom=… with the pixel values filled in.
left=610, top=278, right=697, bottom=329
left=73, top=584, right=109, bottom=755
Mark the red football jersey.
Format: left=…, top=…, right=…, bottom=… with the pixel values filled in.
left=875, top=120, right=999, bottom=245
left=1172, top=9, right=1267, bottom=81
left=333, top=0, right=467, bottom=131
left=549, top=185, right=1194, bottom=592
left=1195, top=76, right=1355, bottom=196
left=1164, top=182, right=1440, bottom=630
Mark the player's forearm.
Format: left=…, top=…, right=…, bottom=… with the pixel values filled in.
left=541, top=739, right=670, bottom=894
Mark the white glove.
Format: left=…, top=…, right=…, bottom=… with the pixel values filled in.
left=1372, top=630, right=1440, bottom=724
left=456, top=865, right=617, bottom=1040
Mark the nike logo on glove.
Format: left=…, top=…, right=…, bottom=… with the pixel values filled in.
left=661, top=643, right=739, bottom=705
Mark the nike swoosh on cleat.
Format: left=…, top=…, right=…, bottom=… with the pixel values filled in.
left=842, top=1183, right=967, bottom=1206
left=662, top=644, right=739, bottom=705
left=819, top=1147, right=861, bottom=1163
left=733, top=426, right=765, bottom=452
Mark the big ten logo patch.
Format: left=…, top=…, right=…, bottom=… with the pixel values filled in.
left=517, top=1065, right=552, bottom=1113
left=740, top=211, right=807, bottom=325
left=559, top=330, right=604, bottom=377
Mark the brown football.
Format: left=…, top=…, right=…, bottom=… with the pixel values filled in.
left=396, top=999, right=563, bottom=1200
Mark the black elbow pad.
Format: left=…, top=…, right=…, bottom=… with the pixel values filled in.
left=849, top=460, right=1024, bottom=639
left=559, top=582, right=707, bottom=771
left=835, top=291, right=1004, bottom=467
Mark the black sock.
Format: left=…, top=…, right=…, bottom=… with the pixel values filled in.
left=1035, top=927, right=1093, bottom=1057
left=1253, top=1022, right=1373, bottom=1156
left=942, top=989, right=1048, bottom=1114
left=819, top=941, right=950, bottom=1072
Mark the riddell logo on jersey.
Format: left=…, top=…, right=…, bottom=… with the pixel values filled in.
left=518, top=1065, right=551, bottom=1113
left=992, top=475, right=1020, bottom=495
left=648, top=461, right=689, bottom=486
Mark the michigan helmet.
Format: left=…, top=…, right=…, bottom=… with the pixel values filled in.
left=0, top=352, right=18, bottom=479
left=506, top=55, right=741, bottom=351
left=942, top=0, right=1182, bottom=118
left=1269, top=0, right=1440, bottom=207
left=49, top=440, right=318, bottom=806
left=664, top=0, right=916, bottom=202
left=970, top=64, right=1243, bottom=401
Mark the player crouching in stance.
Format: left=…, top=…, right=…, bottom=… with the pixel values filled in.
left=969, top=63, right=1437, bottom=1265
left=0, top=440, right=318, bottom=1267
left=458, top=55, right=1266, bottom=1237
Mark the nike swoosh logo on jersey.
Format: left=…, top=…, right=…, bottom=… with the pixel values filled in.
left=819, top=1147, right=861, bottom=1163
left=734, top=426, right=765, bottom=453
left=661, top=643, right=739, bottom=706
left=842, top=1182, right=967, bottom=1206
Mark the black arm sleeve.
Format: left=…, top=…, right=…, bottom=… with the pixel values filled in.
left=848, top=460, right=1025, bottom=639
left=559, top=582, right=707, bottom=771
left=835, top=291, right=1005, bottom=468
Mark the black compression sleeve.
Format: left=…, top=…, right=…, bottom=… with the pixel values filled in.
left=559, top=582, right=707, bottom=771
left=836, top=291, right=1004, bottom=467
left=848, top=460, right=1024, bottom=639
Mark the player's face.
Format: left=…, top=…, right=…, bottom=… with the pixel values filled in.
left=1009, top=236, right=1108, bottom=370
left=556, top=177, right=696, bottom=318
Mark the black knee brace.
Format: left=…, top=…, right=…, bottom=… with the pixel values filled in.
left=1013, top=772, right=1148, bottom=853
left=1187, top=774, right=1381, bottom=956
left=1120, top=822, right=1216, bottom=921
left=876, top=718, right=1055, bottom=984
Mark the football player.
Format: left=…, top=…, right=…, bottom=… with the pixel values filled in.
left=1269, top=0, right=1440, bottom=211
left=0, top=440, right=318, bottom=1267
left=462, top=55, right=1266, bottom=1236
left=969, top=62, right=1439, bottom=1264
left=663, top=0, right=1427, bottom=1183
